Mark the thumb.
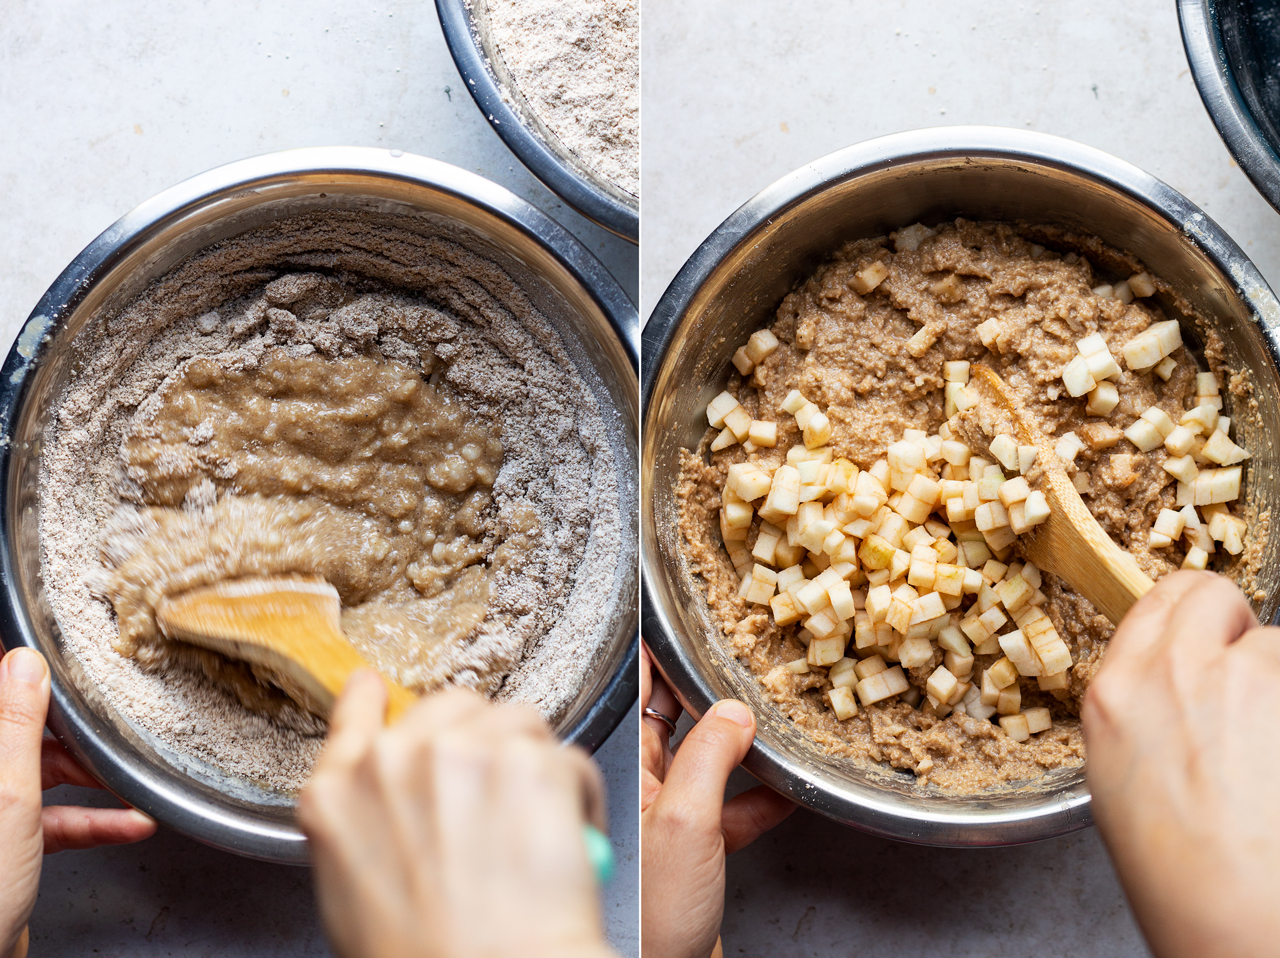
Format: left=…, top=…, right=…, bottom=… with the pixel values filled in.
left=652, top=699, right=755, bottom=837
left=0, top=649, right=51, bottom=797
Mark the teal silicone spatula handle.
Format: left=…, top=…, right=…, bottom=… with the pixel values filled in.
left=582, top=825, right=615, bottom=884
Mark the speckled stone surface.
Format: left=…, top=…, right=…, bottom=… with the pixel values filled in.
left=641, top=1, right=1280, bottom=954
left=0, top=1, right=637, bottom=954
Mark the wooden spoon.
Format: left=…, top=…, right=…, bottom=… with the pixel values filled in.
left=155, top=576, right=419, bottom=723
left=968, top=365, right=1154, bottom=624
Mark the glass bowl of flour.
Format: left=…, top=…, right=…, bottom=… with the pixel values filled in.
left=0, top=147, right=638, bottom=863
left=437, top=0, right=639, bottom=243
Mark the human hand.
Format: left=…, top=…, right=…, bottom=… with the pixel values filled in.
left=300, top=675, right=614, bottom=958
left=0, top=647, right=157, bottom=958
left=640, top=642, right=795, bottom=958
left=1083, top=570, right=1280, bottom=958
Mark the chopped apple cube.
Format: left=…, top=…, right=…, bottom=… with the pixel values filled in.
left=1076, top=333, right=1107, bottom=356
left=1153, top=356, right=1177, bottom=380
left=723, top=405, right=752, bottom=441
left=1141, top=406, right=1176, bottom=439
left=808, top=634, right=846, bottom=666
left=944, top=360, right=971, bottom=383
left=1123, top=417, right=1163, bottom=453
left=1192, top=466, right=1242, bottom=505
left=910, top=591, right=947, bottom=625
left=1038, top=670, right=1070, bottom=692
left=1181, top=403, right=1219, bottom=436
left=1055, top=431, right=1086, bottom=463
left=926, top=666, right=958, bottom=705
left=748, top=420, right=778, bottom=448
left=896, top=636, right=933, bottom=668
left=758, top=465, right=802, bottom=524
left=852, top=260, right=890, bottom=295
left=999, top=629, right=1042, bottom=676
left=1018, top=445, right=1038, bottom=474
left=1000, top=713, right=1031, bottom=742
left=1024, top=706, right=1052, bottom=734
left=996, top=682, right=1023, bottom=716
left=974, top=500, right=1010, bottom=533
left=1201, top=430, right=1249, bottom=466
left=769, top=590, right=804, bottom=625
left=1086, top=381, right=1120, bottom=416
left=732, top=346, right=755, bottom=376
left=990, top=434, right=1019, bottom=471
left=1085, top=347, right=1122, bottom=382
left=1022, top=491, right=1050, bottom=527
left=997, top=476, right=1031, bottom=508
left=1061, top=355, right=1097, bottom=397
left=1197, top=371, right=1220, bottom=396
left=828, top=685, right=859, bottom=720
left=707, top=391, right=741, bottom=428
left=745, top=329, right=780, bottom=364
left=1129, top=272, right=1157, bottom=297
left=710, top=427, right=738, bottom=451
left=1182, top=545, right=1209, bottom=570
left=855, top=665, right=910, bottom=705
left=780, top=389, right=809, bottom=415
left=963, top=683, right=997, bottom=721
left=803, top=412, right=832, bottom=450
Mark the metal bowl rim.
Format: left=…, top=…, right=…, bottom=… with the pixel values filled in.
left=1, top=145, right=639, bottom=863
left=1178, top=0, right=1280, bottom=215
left=641, top=124, right=1280, bottom=847
left=434, top=0, right=639, bottom=243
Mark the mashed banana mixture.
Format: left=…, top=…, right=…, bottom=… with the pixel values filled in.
left=677, top=219, right=1266, bottom=791
left=40, top=214, right=625, bottom=789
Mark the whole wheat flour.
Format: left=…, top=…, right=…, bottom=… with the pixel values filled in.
left=40, top=212, right=624, bottom=792
left=486, top=0, right=639, bottom=197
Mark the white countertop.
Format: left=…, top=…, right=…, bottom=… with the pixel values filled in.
left=0, top=1, right=637, bottom=955
left=641, top=1, right=1278, bottom=954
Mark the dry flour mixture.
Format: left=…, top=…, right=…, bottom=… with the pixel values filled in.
left=487, top=0, right=639, bottom=197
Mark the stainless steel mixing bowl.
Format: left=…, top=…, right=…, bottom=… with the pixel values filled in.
left=436, top=0, right=639, bottom=243
left=1180, top=0, right=1280, bottom=215
left=0, top=146, right=639, bottom=864
left=642, top=126, right=1280, bottom=847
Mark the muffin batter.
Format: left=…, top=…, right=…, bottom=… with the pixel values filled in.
left=677, top=219, right=1265, bottom=791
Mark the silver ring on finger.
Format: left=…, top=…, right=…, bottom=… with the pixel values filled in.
left=643, top=706, right=678, bottom=735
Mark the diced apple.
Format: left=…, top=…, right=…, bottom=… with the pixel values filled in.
left=1129, top=272, right=1157, bottom=297
left=745, top=328, right=780, bottom=364
left=724, top=405, right=752, bottom=441
left=808, top=634, right=846, bottom=666
left=852, top=260, right=890, bottom=295
left=999, top=629, right=1042, bottom=676
left=1024, top=706, right=1053, bottom=734
left=855, top=665, right=910, bottom=705
left=990, top=434, right=1019, bottom=472
left=780, top=389, right=809, bottom=415
left=1061, top=355, right=1096, bottom=397
left=707, top=391, right=741, bottom=428
left=1086, top=381, right=1119, bottom=417
left=828, top=685, right=858, bottom=720
left=1000, top=713, right=1031, bottom=742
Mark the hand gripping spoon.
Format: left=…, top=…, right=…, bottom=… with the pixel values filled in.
left=154, top=575, right=615, bottom=882
left=968, top=365, right=1154, bottom=624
